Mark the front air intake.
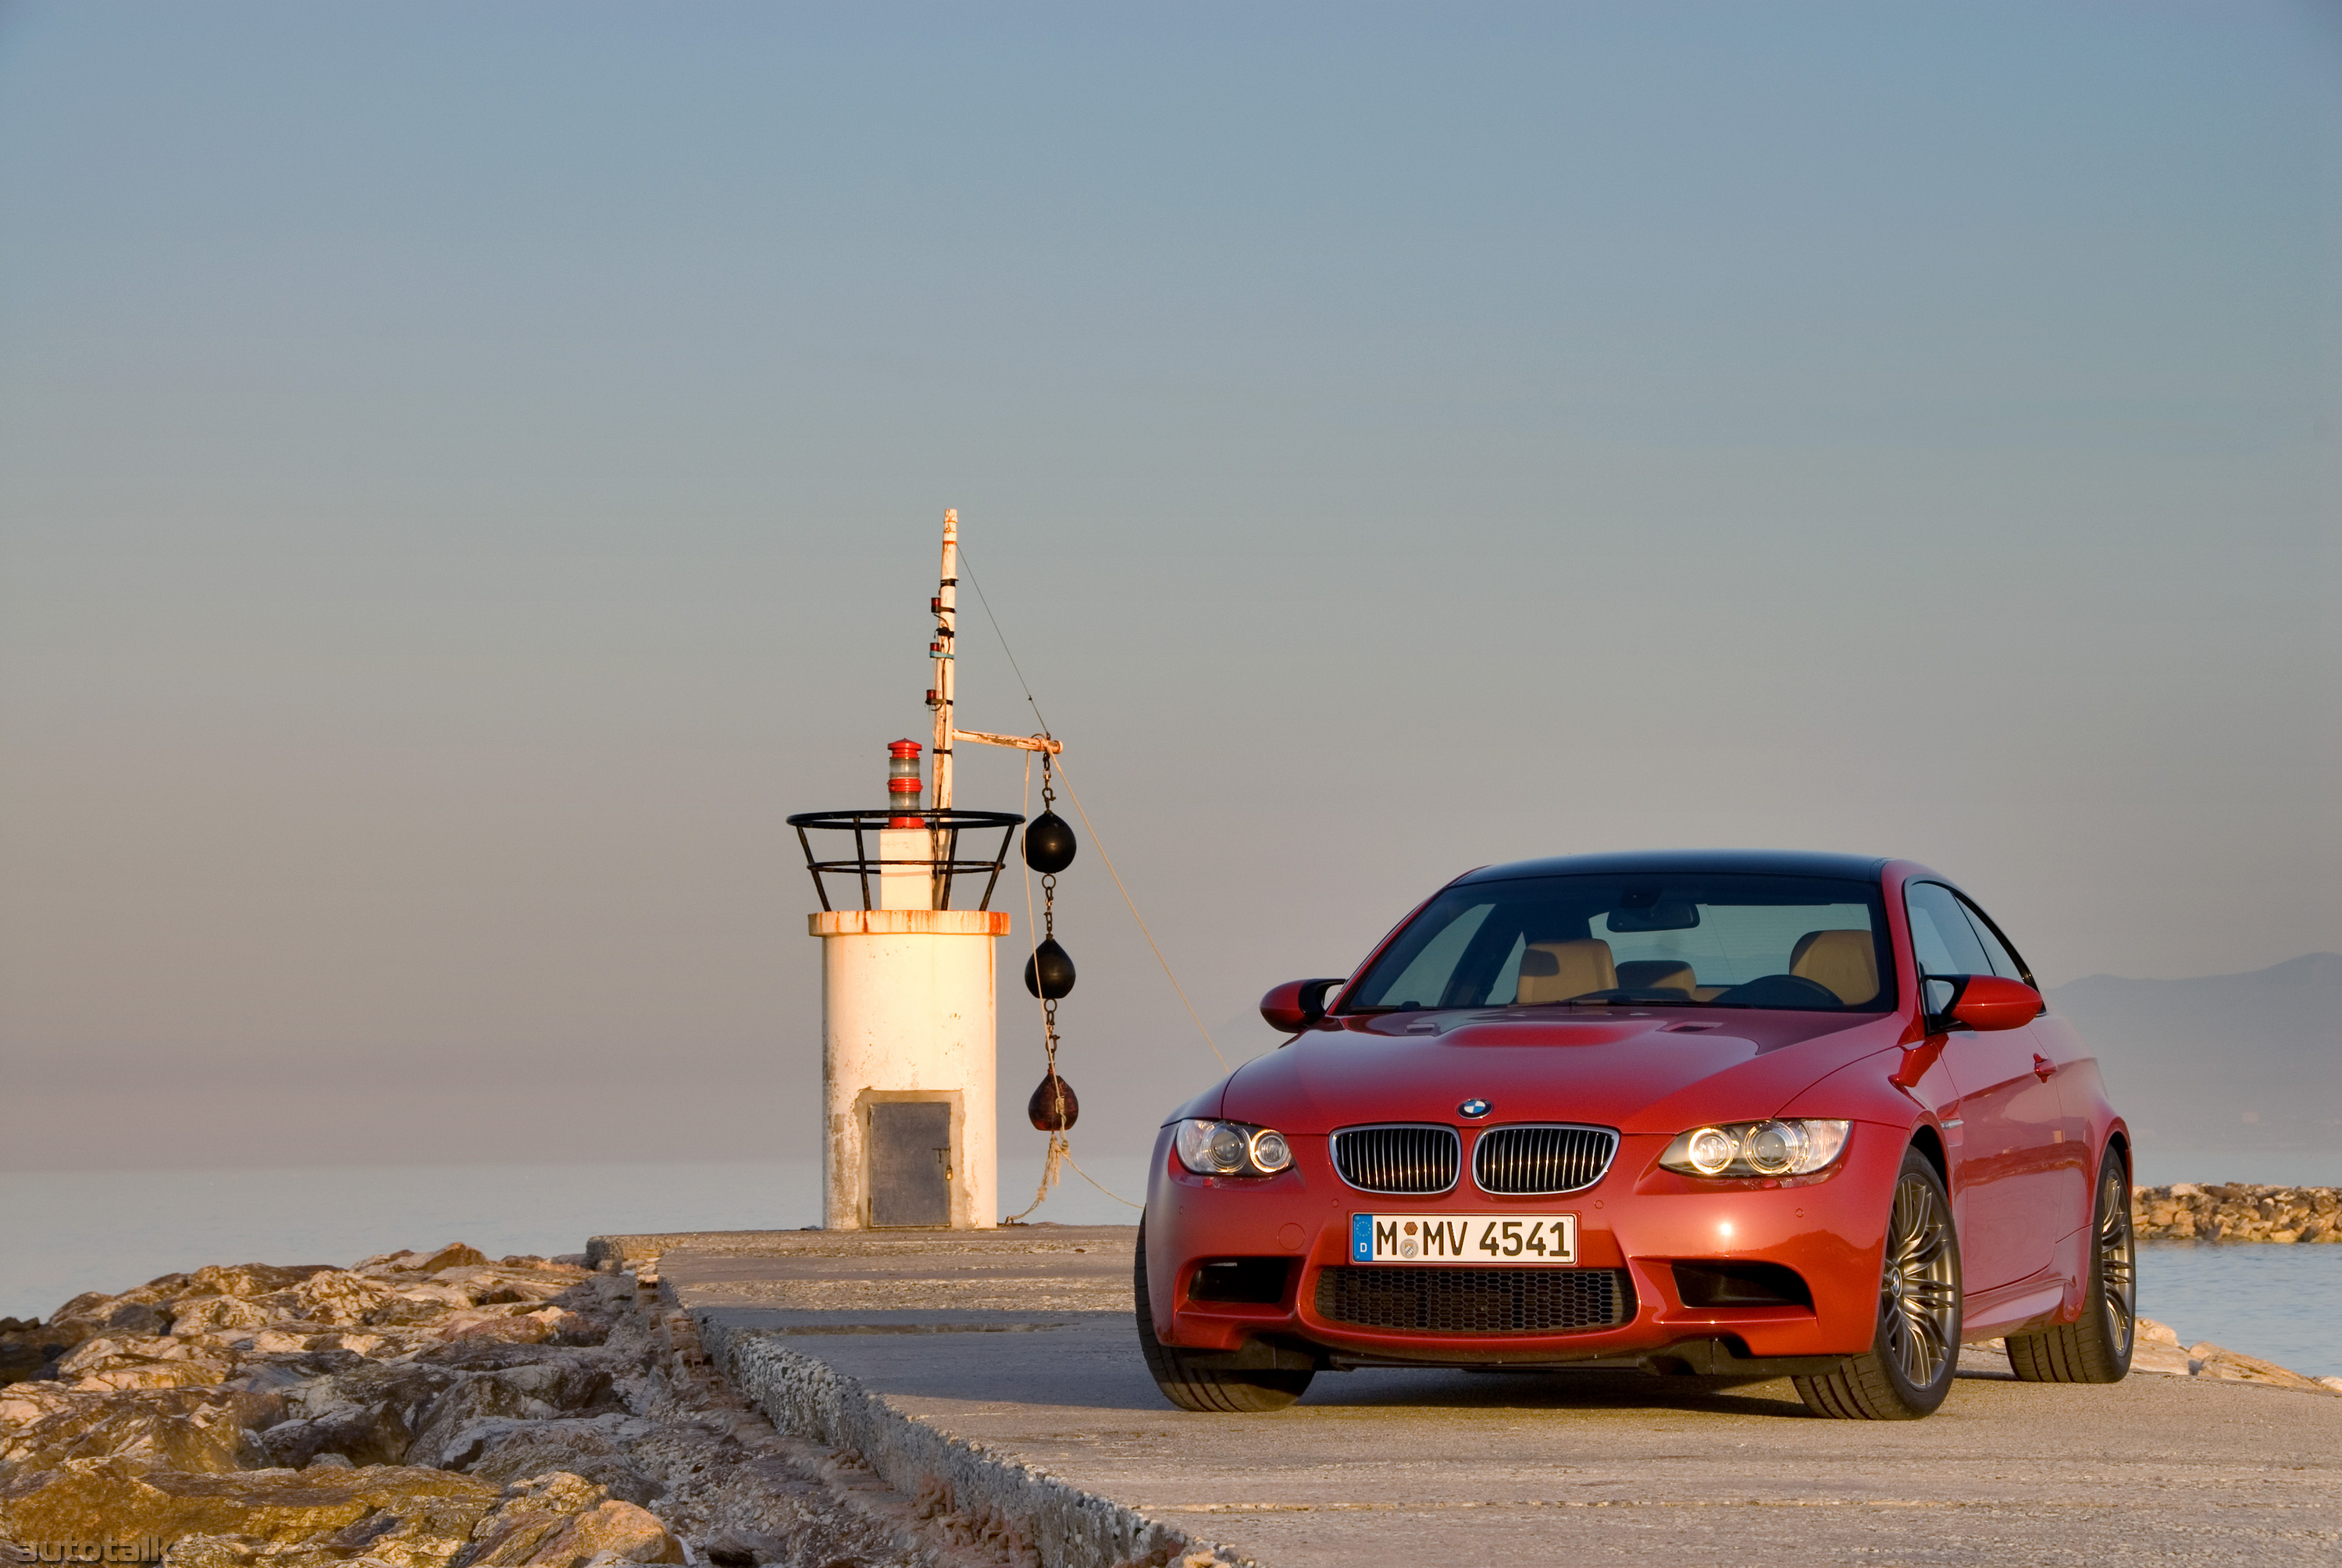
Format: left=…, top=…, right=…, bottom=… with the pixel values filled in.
left=1472, top=1124, right=1619, bottom=1196
left=1314, top=1266, right=1633, bottom=1334
left=1330, top=1124, right=1461, bottom=1195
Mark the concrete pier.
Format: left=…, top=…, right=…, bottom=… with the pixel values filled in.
left=590, top=1227, right=2342, bottom=1566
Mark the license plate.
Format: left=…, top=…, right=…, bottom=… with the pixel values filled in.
left=1350, top=1213, right=1577, bottom=1265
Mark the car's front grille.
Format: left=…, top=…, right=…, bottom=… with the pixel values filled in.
left=1472, top=1124, right=1618, bottom=1196
left=1330, top=1125, right=1460, bottom=1195
left=1314, top=1266, right=1633, bottom=1335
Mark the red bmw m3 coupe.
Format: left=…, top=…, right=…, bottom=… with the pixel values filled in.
left=1137, top=851, right=2134, bottom=1420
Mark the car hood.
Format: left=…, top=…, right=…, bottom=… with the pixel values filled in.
left=1217, top=1009, right=1902, bottom=1135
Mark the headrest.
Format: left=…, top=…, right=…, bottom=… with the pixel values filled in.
left=1516, top=939, right=1618, bottom=1005
left=1615, top=960, right=1696, bottom=993
left=1790, top=929, right=1880, bottom=1006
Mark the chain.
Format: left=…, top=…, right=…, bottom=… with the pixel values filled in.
left=1038, top=752, right=1061, bottom=1105
left=1007, top=750, right=1069, bottom=1225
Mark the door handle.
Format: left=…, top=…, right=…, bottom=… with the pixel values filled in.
left=2032, top=1053, right=2057, bottom=1082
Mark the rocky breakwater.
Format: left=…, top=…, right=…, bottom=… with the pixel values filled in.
left=0, top=1246, right=1017, bottom=1568
left=2133, top=1184, right=2342, bottom=1242
left=2126, top=1317, right=2342, bottom=1395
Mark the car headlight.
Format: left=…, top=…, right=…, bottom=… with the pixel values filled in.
left=1659, top=1119, right=1852, bottom=1178
left=1174, top=1119, right=1293, bottom=1177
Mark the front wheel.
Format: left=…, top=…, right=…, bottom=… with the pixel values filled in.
left=2006, top=1147, right=2134, bottom=1383
left=1133, top=1223, right=1313, bottom=1413
left=1795, top=1147, right=1962, bottom=1420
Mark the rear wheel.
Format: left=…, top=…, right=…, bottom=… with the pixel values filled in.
left=1794, top=1147, right=1962, bottom=1420
left=1133, top=1224, right=1314, bottom=1413
left=2006, top=1147, right=2134, bottom=1383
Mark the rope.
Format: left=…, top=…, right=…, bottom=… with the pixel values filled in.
left=960, top=538, right=1227, bottom=1071
left=1066, top=1149, right=1143, bottom=1209
left=958, top=535, right=1214, bottom=1219
left=1002, top=1131, right=1068, bottom=1224
left=956, top=546, right=1053, bottom=738
left=1048, top=754, right=1228, bottom=1070
left=1000, top=750, right=1145, bottom=1218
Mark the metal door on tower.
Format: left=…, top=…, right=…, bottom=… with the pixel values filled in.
left=868, top=1099, right=954, bottom=1228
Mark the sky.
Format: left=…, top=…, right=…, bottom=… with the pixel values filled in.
left=2, top=2, right=2337, bottom=1174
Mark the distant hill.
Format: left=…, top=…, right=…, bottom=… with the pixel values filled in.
left=2049, top=954, right=2342, bottom=1156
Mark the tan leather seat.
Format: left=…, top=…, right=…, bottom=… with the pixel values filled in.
left=1516, top=939, right=1617, bottom=1004
left=1615, top=959, right=1696, bottom=993
left=1790, top=929, right=1880, bottom=1006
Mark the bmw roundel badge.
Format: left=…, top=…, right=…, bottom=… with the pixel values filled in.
left=1459, top=1098, right=1491, bottom=1118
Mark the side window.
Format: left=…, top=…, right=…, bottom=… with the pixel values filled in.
left=1905, top=882, right=1991, bottom=978
left=1955, top=895, right=2034, bottom=986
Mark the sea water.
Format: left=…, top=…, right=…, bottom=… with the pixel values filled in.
left=4, top=1160, right=2335, bottom=1380
left=2137, top=1242, right=2342, bottom=1377
left=0, top=1153, right=1148, bottom=1324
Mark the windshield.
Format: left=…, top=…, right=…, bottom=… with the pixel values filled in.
left=1342, top=872, right=1897, bottom=1013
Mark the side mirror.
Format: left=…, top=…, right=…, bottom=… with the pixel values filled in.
left=1261, top=978, right=1346, bottom=1033
left=1925, top=973, right=2041, bottom=1035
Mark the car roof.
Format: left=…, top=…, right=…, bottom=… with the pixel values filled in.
left=1454, top=849, right=1892, bottom=886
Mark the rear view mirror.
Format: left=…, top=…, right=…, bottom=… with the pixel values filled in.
left=1606, top=900, right=1700, bottom=932
left=1927, top=973, right=2041, bottom=1034
left=1261, top=978, right=1346, bottom=1033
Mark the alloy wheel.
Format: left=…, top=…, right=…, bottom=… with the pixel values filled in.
left=1880, top=1172, right=1959, bottom=1388
left=2097, top=1164, right=2137, bottom=1360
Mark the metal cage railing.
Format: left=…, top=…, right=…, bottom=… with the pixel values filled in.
left=786, top=807, right=1025, bottom=913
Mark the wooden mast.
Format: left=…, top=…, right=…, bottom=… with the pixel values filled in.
left=927, top=508, right=1060, bottom=905
left=932, top=511, right=957, bottom=815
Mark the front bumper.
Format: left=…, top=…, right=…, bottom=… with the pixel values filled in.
left=1145, top=1121, right=1905, bottom=1367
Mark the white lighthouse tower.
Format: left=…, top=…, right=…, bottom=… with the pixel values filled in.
left=791, top=511, right=1058, bottom=1230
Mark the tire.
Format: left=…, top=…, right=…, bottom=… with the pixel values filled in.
left=1133, top=1223, right=1314, bottom=1413
left=1794, top=1147, right=1962, bottom=1420
left=2006, top=1147, right=2135, bottom=1383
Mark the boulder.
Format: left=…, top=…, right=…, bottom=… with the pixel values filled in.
left=258, top=1360, right=459, bottom=1469
left=415, top=1343, right=616, bottom=1390
left=184, top=1264, right=335, bottom=1300
left=442, top=1306, right=604, bottom=1349
left=2188, top=1342, right=2340, bottom=1395
left=22, top=1294, right=173, bottom=1370
left=2, top=1460, right=505, bottom=1568
left=0, top=1324, right=58, bottom=1384
left=0, top=1379, right=87, bottom=1434
left=58, top=1335, right=237, bottom=1393
left=0, top=1458, right=499, bottom=1568
left=170, top=1297, right=273, bottom=1338
left=369, top=1284, right=483, bottom=1327
left=119, top=1274, right=195, bottom=1306
left=454, top=1472, right=682, bottom=1568
left=463, top=1420, right=660, bottom=1507
left=73, top=1360, right=233, bottom=1395
left=0, top=1387, right=267, bottom=1474
left=436, top=1270, right=565, bottom=1306
left=290, top=1270, right=396, bottom=1326
left=433, top=1311, right=560, bottom=1349
left=405, top=1364, right=617, bottom=1472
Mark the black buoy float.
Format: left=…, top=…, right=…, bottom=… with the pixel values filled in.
left=1022, top=809, right=1076, bottom=874
left=1023, top=937, right=1076, bottom=1000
